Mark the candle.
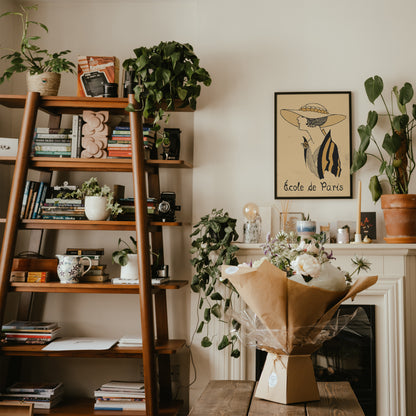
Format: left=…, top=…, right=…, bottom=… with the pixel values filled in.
left=356, top=180, right=361, bottom=235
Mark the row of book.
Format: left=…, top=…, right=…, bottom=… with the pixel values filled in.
left=94, top=380, right=145, bottom=411
left=0, top=382, right=64, bottom=409
left=1, top=320, right=60, bottom=345
left=66, top=248, right=109, bottom=282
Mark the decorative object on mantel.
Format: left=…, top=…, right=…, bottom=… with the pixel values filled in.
left=190, top=209, right=240, bottom=357
left=123, top=41, right=212, bottom=148
left=242, top=202, right=261, bottom=244
left=296, top=213, right=316, bottom=240
left=352, top=75, right=416, bottom=243
left=223, top=233, right=376, bottom=404
left=353, top=180, right=362, bottom=243
left=0, top=4, right=75, bottom=95
left=112, top=236, right=138, bottom=280
left=81, top=111, right=109, bottom=158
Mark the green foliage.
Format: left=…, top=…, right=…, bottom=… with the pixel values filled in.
left=0, top=4, right=75, bottom=83
left=112, top=236, right=137, bottom=266
left=352, top=75, right=416, bottom=202
left=190, top=208, right=240, bottom=357
left=59, top=177, right=122, bottom=217
left=123, top=41, right=212, bottom=146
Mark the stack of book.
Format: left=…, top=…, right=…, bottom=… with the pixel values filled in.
left=20, top=180, right=49, bottom=219
left=0, top=382, right=64, bottom=409
left=116, top=336, right=143, bottom=348
left=117, top=197, right=158, bottom=221
left=33, top=127, right=72, bottom=158
left=65, top=248, right=108, bottom=282
left=108, top=126, right=132, bottom=158
left=1, top=321, right=61, bottom=345
left=94, top=380, right=145, bottom=411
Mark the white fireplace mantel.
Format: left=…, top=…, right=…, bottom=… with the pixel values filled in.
left=224, top=243, right=416, bottom=416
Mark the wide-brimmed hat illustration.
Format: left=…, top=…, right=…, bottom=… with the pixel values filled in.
left=280, top=103, right=346, bottom=128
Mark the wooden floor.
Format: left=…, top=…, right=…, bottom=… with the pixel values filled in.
left=189, top=380, right=365, bottom=416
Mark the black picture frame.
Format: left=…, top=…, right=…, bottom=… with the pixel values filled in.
left=275, top=91, right=352, bottom=199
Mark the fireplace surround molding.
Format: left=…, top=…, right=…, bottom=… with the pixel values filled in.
left=218, top=243, right=416, bottom=416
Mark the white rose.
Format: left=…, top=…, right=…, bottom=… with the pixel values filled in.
left=290, top=254, right=321, bottom=278
left=252, top=256, right=268, bottom=268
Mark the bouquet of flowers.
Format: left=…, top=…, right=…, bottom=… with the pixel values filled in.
left=222, top=232, right=377, bottom=404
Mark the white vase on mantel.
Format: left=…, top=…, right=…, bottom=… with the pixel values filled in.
left=84, top=196, right=110, bottom=221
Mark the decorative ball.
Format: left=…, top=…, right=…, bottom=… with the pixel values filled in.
left=243, top=202, right=259, bottom=222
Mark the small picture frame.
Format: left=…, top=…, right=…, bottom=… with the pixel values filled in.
left=280, top=212, right=304, bottom=233
left=361, top=212, right=376, bottom=240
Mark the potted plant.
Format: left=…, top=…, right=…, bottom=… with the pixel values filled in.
left=112, top=236, right=138, bottom=280
left=0, top=4, right=76, bottom=95
left=351, top=75, right=416, bottom=242
left=295, top=213, right=316, bottom=240
left=60, top=177, right=122, bottom=221
left=123, top=41, right=212, bottom=148
left=190, top=208, right=241, bottom=358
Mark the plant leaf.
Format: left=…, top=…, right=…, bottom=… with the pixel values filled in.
left=201, top=336, right=212, bottom=348
left=364, top=75, right=383, bottom=104
left=218, top=335, right=230, bottom=350
left=369, top=175, right=382, bottom=202
left=366, top=110, right=378, bottom=129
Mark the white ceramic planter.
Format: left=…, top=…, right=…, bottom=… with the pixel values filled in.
left=296, top=220, right=316, bottom=239
left=84, top=196, right=110, bottom=221
left=120, top=254, right=138, bottom=280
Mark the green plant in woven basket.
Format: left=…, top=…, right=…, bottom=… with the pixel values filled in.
left=190, top=208, right=241, bottom=358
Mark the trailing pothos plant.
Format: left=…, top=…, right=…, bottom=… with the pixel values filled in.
left=190, top=209, right=241, bottom=358
left=123, top=41, right=211, bottom=147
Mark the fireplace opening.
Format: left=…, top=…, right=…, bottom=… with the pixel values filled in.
left=255, top=304, right=376, bottom=415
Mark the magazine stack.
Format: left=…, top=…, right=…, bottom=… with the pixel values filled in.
left=1, top=320, right=60, bottom=344
left=94, top=380, right=145, bottom=411
left=0, top=382, right=64, bottom=409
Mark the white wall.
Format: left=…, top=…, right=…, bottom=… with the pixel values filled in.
left=2, top=0, right=416, bottom=412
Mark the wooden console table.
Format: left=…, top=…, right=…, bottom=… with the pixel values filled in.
left=189, top=380, right=364, bottom=415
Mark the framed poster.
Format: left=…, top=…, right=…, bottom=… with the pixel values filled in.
left=275, top=92, right=352, bottom=199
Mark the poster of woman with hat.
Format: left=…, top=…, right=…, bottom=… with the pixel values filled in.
left=275, top=92, right=352, bottom=199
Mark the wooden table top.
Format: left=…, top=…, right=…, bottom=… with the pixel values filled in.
left=189, top=380, right=365, bottom=416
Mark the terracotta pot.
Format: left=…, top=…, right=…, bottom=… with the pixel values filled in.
left=26, top=72, right=61, bottom=96
left=381, top=194, right=416, bottom=243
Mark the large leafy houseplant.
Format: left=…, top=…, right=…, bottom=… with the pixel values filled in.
left=351, top=75, right=416, bottom=202
left=0, top=4, right=75, bottom=84
left=123, top=41, right=211, bottom=147
left=190, top=209, right=241, bottom=357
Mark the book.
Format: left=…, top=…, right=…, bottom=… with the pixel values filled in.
left=27, top=271, right=51, bottom=283
left=94, top=400, right=145, bottom=410
left=79, top=274, right=109, bottom=282
left=6, top=381, right=63, bottom=394
left=100, top=381, right=145, bottom=392
left=9, top=271, right=27, bottom=282
left=66, top=248, right=105, bottom=255
left=35, top=127, right=72, bottom=134
left=34, top=133, right=71, bottom=139
left=32, top=181, right=46, bottom=219
left=71, top=114, right=82, bottom=158
left=20, top=180, right=32, bottom=218
left=2, top=321, right=58, bottom=332
left=27, top=181, right=40, bottom=219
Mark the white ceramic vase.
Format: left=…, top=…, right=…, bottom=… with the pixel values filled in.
left=26, top=72, right=61, bottom=96
left=120, top=254, right=138, bottom=280
left=84, top=196, right=110, bottom=221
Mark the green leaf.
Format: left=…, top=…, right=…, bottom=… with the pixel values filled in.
left=357, top=125, right=371, bottom=152
left=382, top=133, right=401, bottom=155
left=210, top=292, right=223, bottom=301
left=379, top=160, right=387, bottom=174
left=351, top=150, right=367, bottom=173
left=369, top=175, right=383, bottom=202
left=231, top=349, right=241, bottom=358
left=177, top=87, right=187, bottom=101
left=367, top=111, right=378, bottom=129
left=365, top=75, right=383, bottom=104
left=124, top=103, right=136, bottom=112
left=399, top=82, right=414, bottom=106
left=201, top=336, right=212, bottom=348
left=204, top=308, right=211, bottom=322
left=197, top=321, right=204, bottom=333
left=211, top=304, right=221, bottom=318
left=218, top=335, right=230, bottom=350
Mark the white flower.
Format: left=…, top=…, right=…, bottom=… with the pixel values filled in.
left=253, top=256, right=268, bottom=268
left=291, top=254, right=321, bottom=278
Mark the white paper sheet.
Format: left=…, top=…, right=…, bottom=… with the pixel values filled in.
left=42, top=337, right=118, bottom=351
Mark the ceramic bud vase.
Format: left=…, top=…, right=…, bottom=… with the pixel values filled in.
left=56, top=255, right=92, bottom=283
left=120, top=254, right=138, bottom=280
left=26, top=72, right=61, bottom=96
left=84, top=196, right=110, bottom=221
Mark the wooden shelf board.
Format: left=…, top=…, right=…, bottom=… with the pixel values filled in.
left=0, top=157, right=192, bottom=171
left=30, top=397, right=183, bottom=415
left=17, top=220, right=182, bottom=230
left=9, top=280, right=187, bottom=293
left=0, top=94, right=194, bottom=116
left=0, top=339, right=186, bottom=357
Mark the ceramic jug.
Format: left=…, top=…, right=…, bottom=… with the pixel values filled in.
left=56, top=254, right=92, bottom=283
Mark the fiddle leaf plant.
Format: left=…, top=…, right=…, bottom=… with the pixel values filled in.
left=190, top=208, right=241, bottom=358
left=351, top=75, right=416, bottom=202
left=123, top=41, right=211, bottom=147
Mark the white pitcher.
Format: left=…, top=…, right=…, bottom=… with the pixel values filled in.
left=56, top=254, right=92, bottom=284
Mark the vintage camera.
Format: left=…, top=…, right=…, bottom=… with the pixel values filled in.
left=157, top=192, right=181, bottom=222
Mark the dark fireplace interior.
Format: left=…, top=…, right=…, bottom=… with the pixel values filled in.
left=255, top=304, right=376, bottom=415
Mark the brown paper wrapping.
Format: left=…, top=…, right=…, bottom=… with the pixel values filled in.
left=223, top=260, right=377, bottom=403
